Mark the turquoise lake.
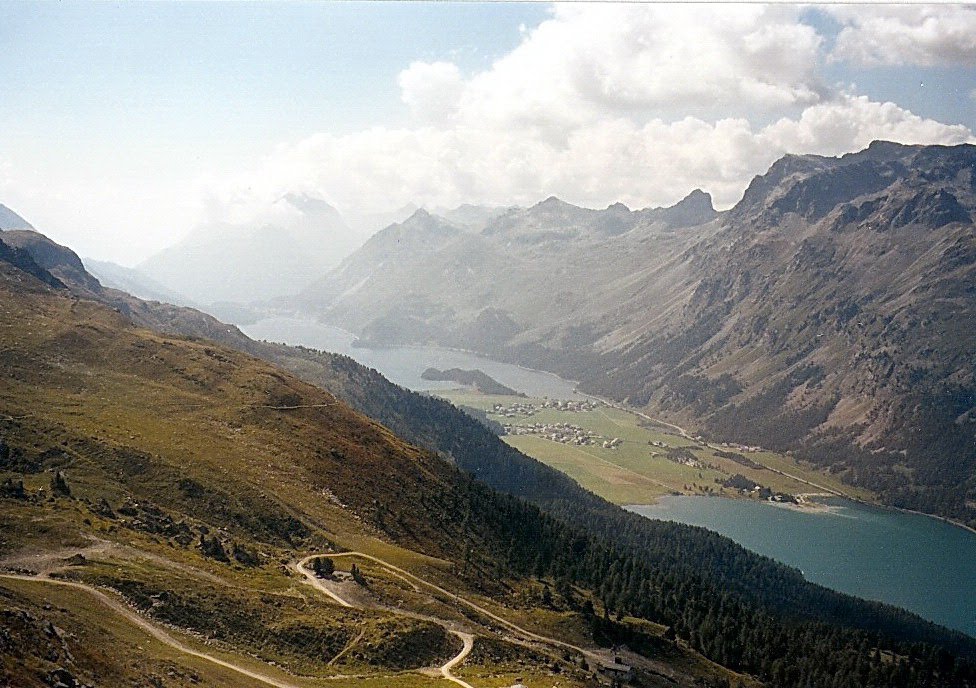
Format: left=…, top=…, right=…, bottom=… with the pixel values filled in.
left=243, top=316, right=976, bottom=639
left=629, top=497, right=976, bottom=638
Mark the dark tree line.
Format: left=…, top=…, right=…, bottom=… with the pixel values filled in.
left=441, top=473, right=976, bottom=688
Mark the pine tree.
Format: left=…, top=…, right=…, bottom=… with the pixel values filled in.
left=50, top=470, right=70, bottom=497
left=312, top=556, right=335, bottom=578
left=541, top=584, right=553, bottom=607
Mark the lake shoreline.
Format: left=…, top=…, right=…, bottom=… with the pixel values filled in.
left=584, top=392, right=976, bottom=538
left=633, top=487, right=976, bottom=536
left=242, top=314, right=583, bottom=398
left=628, top=495, right=976, bottom=637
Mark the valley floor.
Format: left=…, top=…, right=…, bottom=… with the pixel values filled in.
left=438, top=391, right=874, bottom=507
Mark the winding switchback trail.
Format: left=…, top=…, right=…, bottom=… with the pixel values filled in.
left=0, top=573, right=303, bottom=688
left=1, top=545, right=603, bottom=688
left=295, top=555, right=482, bottom=686
left=441, top=632, right=475, bottom=688
left=296, top=552, right=605, bottom=670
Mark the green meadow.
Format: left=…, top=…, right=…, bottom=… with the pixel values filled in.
left=441, top=391, right=871, bottom=506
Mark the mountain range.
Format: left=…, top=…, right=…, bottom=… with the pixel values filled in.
left=4, top=208, right=976, bottom=687
left=290, top=141, right=976, bottom=527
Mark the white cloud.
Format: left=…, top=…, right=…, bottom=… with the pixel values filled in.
left=397, top=61, right=464, bottom=125
left=228, top=94, right=970, bottom=218
left=455, top=4, right=826, bottom=134
left=206, top=6, right=970, bottom=220
left=17, top=4, right=972, bottom=264
left=761, top=95, right=973, bottom=155
left=830, top=6, right=976, bottom=67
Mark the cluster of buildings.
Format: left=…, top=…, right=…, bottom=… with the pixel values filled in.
left=489, top=397, right=627, bottom=449
left=538, top=398, right=603, bottom=412
left=503, top=420, right=626, bottom=450
left=664, top=452, right=708, bottom=469
left=719, top=441, right=762, bottom=453
left=505, top=421, right=601, bottom=446
left=490, top=401, right=539, bottom=418
left=489, top=398, right=604, bottom=418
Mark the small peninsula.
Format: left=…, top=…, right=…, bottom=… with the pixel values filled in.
left=421, top=367, right=523, bottom=396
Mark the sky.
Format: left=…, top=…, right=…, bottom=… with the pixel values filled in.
left=1, top=2, right=975, bottom=265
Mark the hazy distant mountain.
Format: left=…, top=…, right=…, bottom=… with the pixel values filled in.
left=432, top=203, right=512, bottom=230
left=0, top=203, right=34, bottom=230
left=139, top=193, right=362, bottom=305
left=343, top=202, right=419, bottom=237
left=297, top=189, right=720, bottom=350
left=298, top=208, right=469, bottom=318
left=85, top=257, right=196, bottom=306
left=291, top=142, right=976, bottom=524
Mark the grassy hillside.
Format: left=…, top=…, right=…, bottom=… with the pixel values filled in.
left=250, top=340, right=976, bottom=658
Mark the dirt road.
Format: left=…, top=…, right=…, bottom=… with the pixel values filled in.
left=0, top=573, right=303, bottom=688
left=297, top=552, right=606, bottom=669
left=295, top=555, right=480, bottom=686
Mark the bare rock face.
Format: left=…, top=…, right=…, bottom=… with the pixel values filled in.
left=0, top=234, right=65, bottom=289
left=1, top=230, right=101, bottom=293
left=576, top=142, right=976, bottom=521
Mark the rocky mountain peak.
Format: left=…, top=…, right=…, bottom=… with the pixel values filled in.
left=0, top=229, right=102, bottom=293
left=859, top=139, right=918, bottom=161
left=663, top=188, right=718, bottom=227
left=531, top=196, right=583, bottom=214
left=637, top=188, right=718, bottom=229
left=733, top=142, right=976, bottom=228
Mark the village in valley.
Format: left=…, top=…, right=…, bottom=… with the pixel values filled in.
left=489, top=399, right=625, bottom=449
left=438, top=389, right=867, bottom=509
